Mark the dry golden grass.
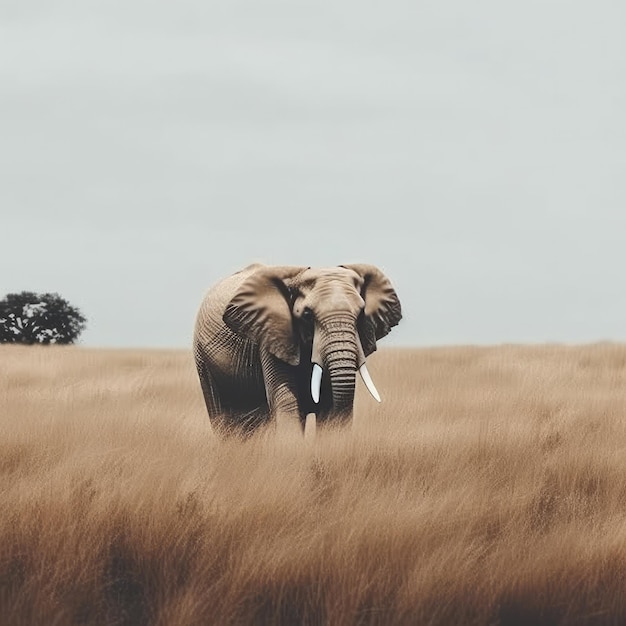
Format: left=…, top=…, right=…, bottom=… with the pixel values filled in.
left=2, top=344, right=626, bottom=625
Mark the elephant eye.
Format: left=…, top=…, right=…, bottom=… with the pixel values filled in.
left=301, top=307, right=313, bottom=322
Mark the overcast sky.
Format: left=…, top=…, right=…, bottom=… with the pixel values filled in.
left=1, top=1, right=625, bottom=348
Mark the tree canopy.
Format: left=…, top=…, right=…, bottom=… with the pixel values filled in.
left=0, top=292, right=87, bottom=345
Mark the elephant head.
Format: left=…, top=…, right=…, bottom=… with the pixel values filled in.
left=223, top=264, right=401, bottom=420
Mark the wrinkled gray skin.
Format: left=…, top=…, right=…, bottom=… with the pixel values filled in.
left=193, top=263, right=402, bottom=436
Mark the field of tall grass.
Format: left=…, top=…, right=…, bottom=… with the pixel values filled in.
left=2, top=344, right=626, bottom=625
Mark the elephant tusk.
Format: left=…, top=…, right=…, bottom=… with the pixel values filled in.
left=359, top=363, right=381, bottom=402
left=311, top=363, right=323, bottom=404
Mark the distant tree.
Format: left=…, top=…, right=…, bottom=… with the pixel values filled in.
left=0, top=292, right=87, bottom=345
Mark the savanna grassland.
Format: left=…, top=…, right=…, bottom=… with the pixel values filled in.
left=2, top=344, right=626, bottom=626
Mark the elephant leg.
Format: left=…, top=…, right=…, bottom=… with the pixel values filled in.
left=260, top=351, right=306, bottom=436
left=315, top=406, right=353, bottom=429
left=197, top=362, right=270, bottom=436
left=195, top=358, right=228, bottom=430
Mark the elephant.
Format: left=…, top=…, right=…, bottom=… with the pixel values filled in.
left=193, top=263, right=402, bottom=436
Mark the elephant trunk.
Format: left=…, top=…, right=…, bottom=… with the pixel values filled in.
left=315, top=318, right=359, bottom=420
left=326, top=351, right=358, bottom=418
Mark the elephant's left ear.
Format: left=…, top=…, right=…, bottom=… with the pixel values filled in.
left=223, top=266, right=306, bottom=366
left=341, top=264, right=402, bottom=355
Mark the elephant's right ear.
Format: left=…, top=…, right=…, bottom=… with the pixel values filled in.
left=223, top=266, right=305, bottom=366
left=341, top=263, right=402, bottom=357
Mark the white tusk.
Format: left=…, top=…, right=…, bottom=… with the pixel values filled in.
left=311, top=363, right=323, bottom=404
left=359, top=363, right=381, bottom=402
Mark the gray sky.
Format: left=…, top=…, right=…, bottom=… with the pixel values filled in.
left=1, top=1, right=625, bottom=347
